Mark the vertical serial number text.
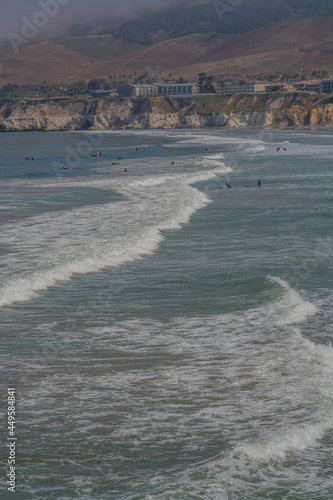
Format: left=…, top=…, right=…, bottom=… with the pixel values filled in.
left=7, top=388, right=17, bottom=493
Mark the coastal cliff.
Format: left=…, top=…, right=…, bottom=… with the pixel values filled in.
left=0, top=94, right=332, bottom=132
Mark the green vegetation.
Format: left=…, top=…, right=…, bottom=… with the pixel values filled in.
left=198, top=73, right=216, bottom=94
left=322, top=95, right=333, bottom=104
left=193, top=95, right=239, bottom=114
left=251, top=94, right=270, bottom=112
left=0, top=84, right=21, bottom=98
left=222, top=95, right=244, bottom=114
left=56, top=101, right=71, bottom=108
left=87, top=79, right=108, bottom=90
left=0, top=82, right=90, bottom=100
left=312, top=70, right=329, bottom=79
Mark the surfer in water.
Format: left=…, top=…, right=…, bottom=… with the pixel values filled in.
left=226, top=182, right=231, bottom=188
left=258, top=180, right=261, bottom=187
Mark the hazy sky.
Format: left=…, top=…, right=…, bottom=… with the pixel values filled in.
left=0, top=0, right=175, bottom=42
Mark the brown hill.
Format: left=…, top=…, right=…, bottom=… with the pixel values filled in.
left=177, top=16, right=333, bottom=79
left=0, top=41, right=112, bottom=86
left=0, top=16, right=332, bottom=86
left=109, top=16, right=333, bottom=79
left=0, top=33, right=219, bottom=86
left=104, top=33, right=225, bottom=78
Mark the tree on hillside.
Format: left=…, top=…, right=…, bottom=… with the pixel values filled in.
left=88, top=79, right=106, bottom=90
left=198, top=73, right=216, bottom=94
left=0, top=83, right=20, bottom=96
left=136, top=71, right=150, bottom=84
left=312, top=70, right=328, bottom=78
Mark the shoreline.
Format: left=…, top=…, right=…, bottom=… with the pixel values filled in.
left=1, top=124, right=333, bottom=133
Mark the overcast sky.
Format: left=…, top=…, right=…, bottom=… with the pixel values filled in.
left=0, top=0, right=175, bottom=42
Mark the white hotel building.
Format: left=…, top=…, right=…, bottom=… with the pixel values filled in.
left=216, top=82, right=271, bottom=94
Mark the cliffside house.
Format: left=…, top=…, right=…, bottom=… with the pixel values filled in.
left=292, top=80, right=320, bottom=92
left=118, top=83, right=198, bottom=98
left=158, top=83, right=198, bottom=96
left=118, top=84, right=159, bottom=97
left=320, top=79, right=333, bottom=93
left=216, top=82, right=272, bottom=94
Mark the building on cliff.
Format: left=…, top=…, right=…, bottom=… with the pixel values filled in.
left=293, top=80, right=320, bottom=92
left=320, top=79, right=333, bottom=93
left=118, top=83, right=198, bottom=98
left=158, top=84, right=198, bottom=96
left=216, top=82, right=272, bottom=94
left=118, top=84, right=159, bottom=97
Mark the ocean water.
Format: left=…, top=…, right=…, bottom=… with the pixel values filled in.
left=0, top=128, right=332, bottom=499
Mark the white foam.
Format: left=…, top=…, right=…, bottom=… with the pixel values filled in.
left=237, top=420, right=330, bottom=462
left=268, top=276, right=318, bottom=324
left=169, top=134, right=265, bottom=145
left=0, top=168, right=219, bottom=307
left=243, top=145, right=266, bottom=153
left=201, top=153, right=225, bottom=161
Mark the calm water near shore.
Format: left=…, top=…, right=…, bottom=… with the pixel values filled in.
left=1, top=128, right=332, bottom=499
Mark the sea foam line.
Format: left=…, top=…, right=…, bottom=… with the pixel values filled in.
left=236, top=419, right=331, bottom=462
left=0, top=169, right=220, bottom=307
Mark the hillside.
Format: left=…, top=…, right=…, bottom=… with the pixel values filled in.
left=174, top=16, right=333, bottom=79
left=0, top=12, right=332, bottom=86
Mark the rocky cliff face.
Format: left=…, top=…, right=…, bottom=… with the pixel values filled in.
left=0, top=95, right=332, bottom=132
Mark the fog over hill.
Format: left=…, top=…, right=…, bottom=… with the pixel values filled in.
left=0, top=0, right=176, bottom=44
left=0, top=0, right=332, bottom=85
left=111, top=0, right=333, bottom=45
left=1, top=0, right=332, bottom=44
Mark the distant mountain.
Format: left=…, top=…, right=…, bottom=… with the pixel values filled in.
left=175, top=16, right=333, bottom=79
left=108, top=0, right=333, bottom=45
left=0, top=0, right=332, bottom=87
